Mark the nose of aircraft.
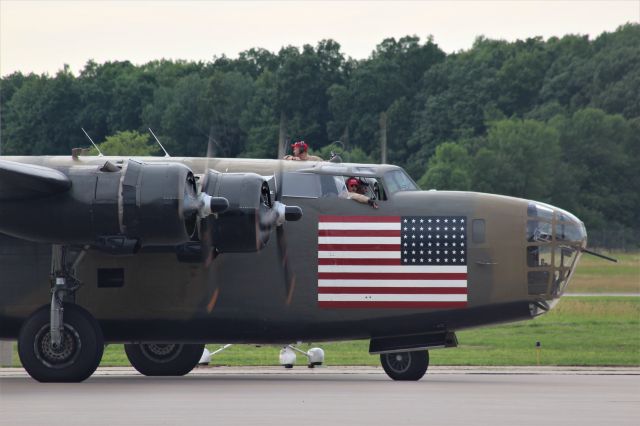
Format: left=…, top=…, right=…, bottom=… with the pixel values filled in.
left=526, top=202, right=587, bottom=306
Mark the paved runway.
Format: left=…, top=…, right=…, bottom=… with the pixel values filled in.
left=1, top=367, right=639, bottom=426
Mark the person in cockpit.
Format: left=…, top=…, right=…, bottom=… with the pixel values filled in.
left=346, top=177, right=378, bottom=209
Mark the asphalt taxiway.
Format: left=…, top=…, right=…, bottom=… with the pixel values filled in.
left=1, top=367, right=639, bottom=426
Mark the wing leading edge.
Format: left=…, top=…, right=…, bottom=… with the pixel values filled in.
left=0, top=159, right=71, bottom=201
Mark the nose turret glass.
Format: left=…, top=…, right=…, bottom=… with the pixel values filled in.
left=525, top=202, right=587, bottom=299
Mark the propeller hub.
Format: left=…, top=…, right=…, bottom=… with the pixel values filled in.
left=273, top=202, right=303, bottom=226
left=197, top=193, right=229, bottom=218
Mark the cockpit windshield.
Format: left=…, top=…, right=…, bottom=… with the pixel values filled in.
left=383, top=170, right=419, bottom=194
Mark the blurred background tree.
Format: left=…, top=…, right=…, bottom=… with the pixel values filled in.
left=2, top=24, right=638, bottom=247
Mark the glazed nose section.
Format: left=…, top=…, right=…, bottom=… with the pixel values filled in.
left=526, top=203, right=587, bottom=301
left=552, top=213, right=587, bottom=295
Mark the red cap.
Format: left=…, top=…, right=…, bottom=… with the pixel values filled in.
left=291, top=140, right=308, bottom=152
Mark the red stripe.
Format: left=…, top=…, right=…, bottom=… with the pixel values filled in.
left=318, top=272, right=467, bottom=280
left=318, top=301, right=468, bottom=309
left=318, top=287, right=467, bottom=294
left=319, top=216, right=400, bottom=223
left=318, top=244, right=401, bottom=251
left=318, top=229, right=401, bottom=237
left=318, top=258, right=401, bottom=266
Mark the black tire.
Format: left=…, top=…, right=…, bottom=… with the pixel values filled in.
left=18, top=304, right=104, bottom=383
left=124, top=343, right=204, bottom=376
left=380, top=350, right=429, bottom=381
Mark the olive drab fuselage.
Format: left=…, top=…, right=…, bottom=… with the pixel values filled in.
left=0, top=156, right=587, bottom=344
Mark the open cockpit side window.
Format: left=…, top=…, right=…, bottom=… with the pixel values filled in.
left=280, top=172, right=386, bottom=201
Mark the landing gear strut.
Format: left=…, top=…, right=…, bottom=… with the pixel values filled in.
left=18, top=245, right=103, bottom=382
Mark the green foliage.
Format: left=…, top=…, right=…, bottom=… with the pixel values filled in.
left=549, top=108, right=640, bottom=230
left=92, top=130, right=159, bottom=156
left=472, top=118, right=561, bottom=200
left=417, top=142, right=472, bottom=190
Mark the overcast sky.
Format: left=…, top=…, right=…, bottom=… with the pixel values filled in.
left=1, top=0, right=638, bottom=77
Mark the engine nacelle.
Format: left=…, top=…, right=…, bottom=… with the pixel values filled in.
left=201, top=170, right=273, bottom=253
left=0, top=160, right=203, bottom=249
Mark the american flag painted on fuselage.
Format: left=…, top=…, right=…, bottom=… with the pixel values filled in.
left=318, top=215, right=468, bottom=309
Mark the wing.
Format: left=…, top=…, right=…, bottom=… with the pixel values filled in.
left=0, top=159, right=71, bottom=200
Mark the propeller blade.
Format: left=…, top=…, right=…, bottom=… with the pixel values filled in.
left=272, top=162, right=299, bottom=305
left=277, top=225, right=296, bottom=305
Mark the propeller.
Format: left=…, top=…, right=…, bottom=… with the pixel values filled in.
left=197, top=134, right=224, bottom=313
left=272, top=159, right=302, bottom=305
left=196, top=132, right=302, bottom=310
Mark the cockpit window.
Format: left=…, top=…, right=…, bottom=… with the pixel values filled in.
left=383, top=170, right=419, bottom=194
left=281, top=172, right=321, bottom=198
left=282, top=171, right=390, bottom=201
left=282, top=173, right=352, bottom=199
left=319, top=175, right=349, bottom=198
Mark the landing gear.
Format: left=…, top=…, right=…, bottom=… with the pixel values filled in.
left=18, top=245, right=102, bottom=382
left=380, top=350, right=429, bottom=381
left=18, top=304, right=104, bottom=382
left=124, top=343, right=204, bottom=376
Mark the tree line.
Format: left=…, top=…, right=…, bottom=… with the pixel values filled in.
left=1, top=24, right=638, bottom=247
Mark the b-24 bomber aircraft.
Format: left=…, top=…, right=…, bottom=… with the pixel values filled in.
left=0, top=153, right=589, bottom=382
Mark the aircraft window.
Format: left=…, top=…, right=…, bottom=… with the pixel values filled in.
left=551, top=269, right=571, bottom=296
left=383, top=170, right=418, bottom=194
left=527, top=203, right=554, bottom=220
left=281, top=173, right=321, bottom=198
left=554, top=246, right=577, bottom=268
left=373, top=181, right=385, bottom=200
left=319, top=175, right=347, bottom=198
left=555, top=222, right=585, bottom=242
left=527, top=271, right=549, bottom=295
left=526, top=220, right=552, bottom=243
left=472, top=219, right=486, bottom=243
left=527, top=245, right=552, bottom=267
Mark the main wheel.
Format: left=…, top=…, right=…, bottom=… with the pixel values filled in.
left=18, top=304, right=104, bottom=382
left=380, top=350, right=429, bottom=381
left=124, top=343, right=204, bottom=376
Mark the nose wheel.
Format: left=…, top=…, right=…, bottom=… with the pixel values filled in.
left=18, top=304, right=104, bottom=382
left=380, top=350, right=429, bottom=381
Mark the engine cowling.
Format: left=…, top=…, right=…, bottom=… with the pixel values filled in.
left=0, top=160, right=220, bottom=250
left=200, top=170, right=274, bottom=253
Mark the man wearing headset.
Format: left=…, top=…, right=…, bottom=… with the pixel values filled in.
left=283, top=140, right=323, bottom=161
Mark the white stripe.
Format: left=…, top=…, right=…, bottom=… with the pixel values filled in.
left=318, top=251, right=401, bottom=259
left=318, top=279, right=468, bottom=288
left=318, top=222, right=401, bottom=230
left=318, top=294, right=468, bottom=302
left=318, top=265, right=467, bottom=273
left=318, top=236, right=401, bottom=245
